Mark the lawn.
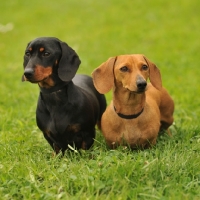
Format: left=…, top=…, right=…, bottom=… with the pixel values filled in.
left=0, top=0, right=200, bottom=199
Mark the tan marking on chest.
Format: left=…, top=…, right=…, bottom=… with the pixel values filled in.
left=66, top=124, right=81, bottom=133
left=38, top=76, right=55, bottom=88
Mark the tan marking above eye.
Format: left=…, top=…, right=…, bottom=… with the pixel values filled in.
left=29, top=47, right=32, bottom=51
left=39, top=47, right=45, bottom=52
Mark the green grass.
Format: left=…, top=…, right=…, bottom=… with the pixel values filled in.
left=0, top=0, right=200, bottom=199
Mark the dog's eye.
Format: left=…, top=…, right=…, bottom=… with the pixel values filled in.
left=42, top=52, right=50, bottom=57
left=25, top=51, right=30, bottom=57
left=120, top=66, right=129, bottom=72
left=141, top=65, right=148, bottom=71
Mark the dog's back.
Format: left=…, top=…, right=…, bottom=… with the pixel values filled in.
left=145, top=83, right=174, bottom=129
left=73, top=74, right=106, bottom=129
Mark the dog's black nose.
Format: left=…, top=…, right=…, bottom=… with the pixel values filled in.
left=136, top=79, right=147, bottom=90
left=24, top=68, right=34, bottom=79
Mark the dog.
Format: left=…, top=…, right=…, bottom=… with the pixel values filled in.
left=22, top=37, right=106, bottom=154
left=92, top=54, right=174, bottom=149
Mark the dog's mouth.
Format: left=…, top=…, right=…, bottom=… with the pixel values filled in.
left=23, top=73, right=55, bottom=88
left=136, top=88, right=147, bottom=94
left=23, top=65, right=53, bottom=84
left=125, top=87, right=147, bottom=94
left=23, top=74, right=49, bottom=83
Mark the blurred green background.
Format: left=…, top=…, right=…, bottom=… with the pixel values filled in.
left=1, top=0, right=200, bottom=125
left=0, top=0, right=200, bottom=199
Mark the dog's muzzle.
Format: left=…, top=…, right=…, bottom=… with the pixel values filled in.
left=136, top=77, right=147, bottom=92
left=24, top=68, right=34, bottom=80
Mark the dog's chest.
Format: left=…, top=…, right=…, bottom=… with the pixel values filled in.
left=37, top=91, right=80, bottom=134
left=102, top=105, right=160, bottom=146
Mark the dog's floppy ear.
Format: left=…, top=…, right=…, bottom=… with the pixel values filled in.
left=58, top=42, right=81, bottom=82
left=92, top=57, right=116, bottom=94
left=143, top=56, right=162, bottom=90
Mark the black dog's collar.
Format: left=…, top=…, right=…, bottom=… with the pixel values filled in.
left=39, top=82, right=69, bottom=94
left=114, top=106, right=144, bottom=119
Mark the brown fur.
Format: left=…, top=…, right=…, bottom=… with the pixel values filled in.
left=92, top=54, right=174, bottom=149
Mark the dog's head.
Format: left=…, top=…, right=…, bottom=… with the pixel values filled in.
left=92, top=54, right=162, bottom=94
left=22, top=37, right=81, bottom=87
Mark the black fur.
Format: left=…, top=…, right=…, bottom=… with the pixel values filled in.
left=22, top=37, right=106, bottom=154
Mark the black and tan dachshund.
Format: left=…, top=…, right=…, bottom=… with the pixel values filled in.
left=22, top=37, right=106, bottom=154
